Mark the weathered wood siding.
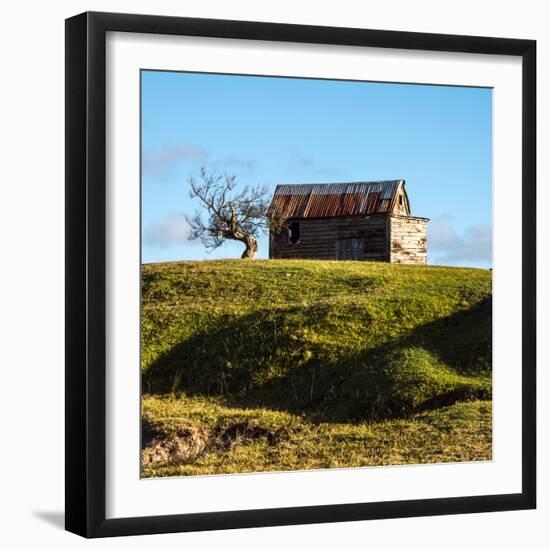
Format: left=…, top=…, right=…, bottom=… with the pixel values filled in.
left=393, top=188, right=410, bottom=216
left=270, top=214, right=428, bottom=264
left=270, top=215, right=389, bottom=261
left=389, top=215, right=428, bottom=265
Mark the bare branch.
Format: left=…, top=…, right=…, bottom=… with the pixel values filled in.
left=186, top=167, right=272, bottom=259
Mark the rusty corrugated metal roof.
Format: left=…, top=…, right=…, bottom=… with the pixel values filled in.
left=269, top=180, right=407, bottom=219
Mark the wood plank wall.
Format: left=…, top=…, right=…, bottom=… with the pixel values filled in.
left=389, top=215, right=428, bottom=265
left=270, top=215, right=389, bottom=261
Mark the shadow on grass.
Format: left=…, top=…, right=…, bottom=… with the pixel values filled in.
left=143, top=297, right=491, bottom=422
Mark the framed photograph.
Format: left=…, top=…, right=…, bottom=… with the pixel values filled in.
left=65, top=11, right=536, bottom=538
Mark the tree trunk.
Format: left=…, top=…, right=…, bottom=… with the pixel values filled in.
left=240, top=235, right=258, bottom=259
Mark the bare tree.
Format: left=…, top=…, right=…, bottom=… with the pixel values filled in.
left=186, top=167, right=274, bottom=259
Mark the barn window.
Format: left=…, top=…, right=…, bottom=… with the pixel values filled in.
left=399, top=195, right=403, bottom=206
left=337, top=238, right=364, bottom=260
left=288, top=221, right=301, bottom=245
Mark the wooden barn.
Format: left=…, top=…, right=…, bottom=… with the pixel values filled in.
left=268, top=180, right=429, bottom=264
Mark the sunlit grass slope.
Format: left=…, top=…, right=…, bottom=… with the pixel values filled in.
left=141, top=259, right=492, bottom=476
left=142, top=396, right=491, bottom=477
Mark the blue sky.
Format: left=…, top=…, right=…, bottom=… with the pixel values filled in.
left=141, top=70, right=492, bottom=268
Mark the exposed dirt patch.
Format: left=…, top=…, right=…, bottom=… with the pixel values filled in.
left=141, top=419, right=281, bottom=466
left=141, top=419, right=211, bottom=466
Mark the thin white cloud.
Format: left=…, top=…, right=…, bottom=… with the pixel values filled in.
left=213, top=156, right=257, bottom=173
left=428, top=214, right=492, bottom=266
left=143, top=144, right=208, bottom=175
left=286, top=145, right=338, bottom=177
left=144, top=214, right=194, bottom=248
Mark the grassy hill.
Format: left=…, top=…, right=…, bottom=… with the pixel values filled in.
left=141, top=260, right=492, bottom=477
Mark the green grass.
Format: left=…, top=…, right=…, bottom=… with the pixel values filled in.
left=142, top=396, right=492, bottom=477
left=141, top=259, right=492, bottom=476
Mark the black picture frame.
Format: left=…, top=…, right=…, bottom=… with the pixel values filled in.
left=65, top=11, right=536, bottom=538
